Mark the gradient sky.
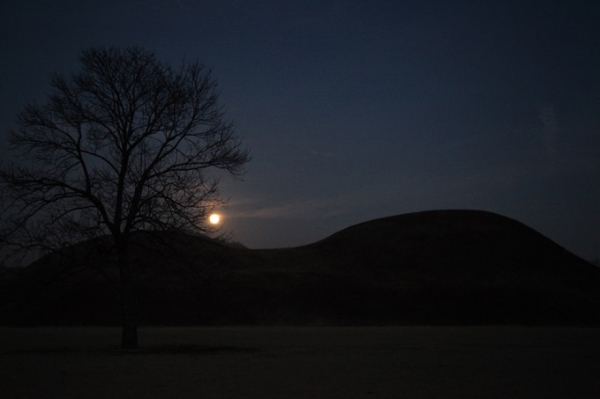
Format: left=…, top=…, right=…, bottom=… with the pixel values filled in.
left=1, top=0, right=599, bottom=259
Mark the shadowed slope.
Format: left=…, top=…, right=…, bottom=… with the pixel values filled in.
left=219, top=210, right=600, bottom=325
left=1, top=210, right=599, bottom=325
left=313, top=210, right=600, bottom=324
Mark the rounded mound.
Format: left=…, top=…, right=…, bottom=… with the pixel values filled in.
left=2, top=210, right=599, bottom=326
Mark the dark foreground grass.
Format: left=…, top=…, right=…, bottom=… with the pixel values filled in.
left=1, top=326, right=599, bottom=398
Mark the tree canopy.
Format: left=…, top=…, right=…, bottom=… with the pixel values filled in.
left=0, top=46, right=250, bottom=348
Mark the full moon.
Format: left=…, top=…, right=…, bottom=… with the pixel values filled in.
left=209, top=213, right=220, bottom=224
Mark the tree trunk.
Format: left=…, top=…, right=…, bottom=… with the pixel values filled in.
left=117, top=244, right=138, bottom=349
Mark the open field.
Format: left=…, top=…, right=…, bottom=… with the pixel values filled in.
left=1, top=326, right=599, bottom=398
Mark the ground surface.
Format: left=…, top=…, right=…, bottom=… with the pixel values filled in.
left=1, top=326, right=599, bottom=398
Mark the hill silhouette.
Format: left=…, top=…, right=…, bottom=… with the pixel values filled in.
left=1, top=210, right=599, bottom=326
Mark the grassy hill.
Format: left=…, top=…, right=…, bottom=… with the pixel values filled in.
left=1, top=210, right=599, bottom=326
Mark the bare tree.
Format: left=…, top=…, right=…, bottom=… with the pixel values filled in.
left=0, top=47, right=250, bottom=348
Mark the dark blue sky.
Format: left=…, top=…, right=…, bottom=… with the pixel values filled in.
left=1, top=1, right=599, bottom=259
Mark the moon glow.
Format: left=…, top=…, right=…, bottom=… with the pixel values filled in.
left=209, top=213, right=221, bottom=224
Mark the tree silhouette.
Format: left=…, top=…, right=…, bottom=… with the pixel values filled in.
left=0, top=47, right=250, bottom=348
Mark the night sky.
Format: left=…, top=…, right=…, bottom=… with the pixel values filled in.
left=1, top=1, right=599, bottom=260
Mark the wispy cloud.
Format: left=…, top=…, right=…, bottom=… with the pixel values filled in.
left=310, top=150, right=335, bottom=158
left=538, top=104, right=559, bottom=159
left=227, top=194, right=361, bottom=219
